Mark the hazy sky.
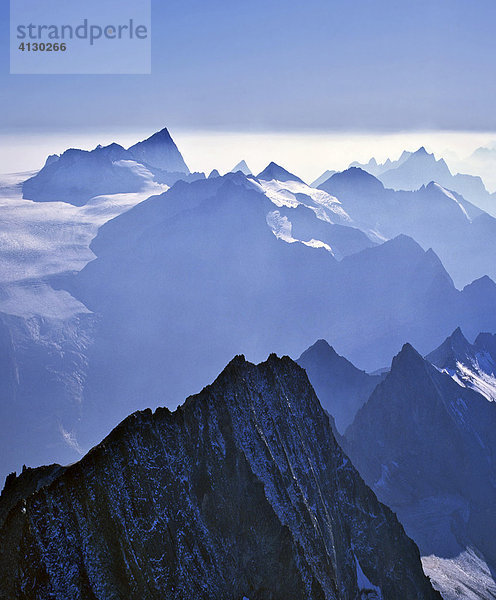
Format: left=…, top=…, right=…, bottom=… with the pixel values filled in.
left=2, top=0, right=496, bottom=134
left=2, top=129, right=496, bottom=188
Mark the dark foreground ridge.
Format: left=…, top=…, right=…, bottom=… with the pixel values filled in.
left=0, top=355, right=440, bottom=600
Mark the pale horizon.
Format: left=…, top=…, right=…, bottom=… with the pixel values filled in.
left=2, top=127, right=496, bottom=191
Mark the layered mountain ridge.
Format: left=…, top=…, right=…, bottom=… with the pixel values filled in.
left=319, top=166, right=496, bottom=286
left=347, top=147, right=496, bottom=216
left=63, top=171, right=496, bottom=447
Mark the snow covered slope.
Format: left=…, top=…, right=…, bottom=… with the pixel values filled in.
left=0, top=171, right=168, bottom=480
left=427, top=328, right=496, bottom=402
left=22, top=128, right=195, bottom=206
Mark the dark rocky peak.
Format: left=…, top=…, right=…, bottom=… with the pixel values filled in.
left=474, top=331, right=496, bottom=357
left=389, top=342, right=431, bottom=380
left=297, top=340, right=383, bottom=434
left=0, top=354, right=440, bottom=600
left=0, top=463, right=64, bottom=529
left=319, top=167, right=385, bottom=196
left=231, top=159, right=252, bottom=175
left=426, top=327, right=474, bottom=370
left=128, top=126, right=190, bottom=174
left=256, top=161, right=304, bottom=183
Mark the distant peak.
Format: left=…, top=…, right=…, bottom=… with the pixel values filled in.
left=313, top=339, right=335, bottom=351
left=399, top=150, right=412, bottom=160
left=391, top=342, right=425, bottom=372
left=463, top=275, right=496, bottom=294
left=129, top=127, right=175, bottom=146
left=425, top=327, right=473, bottom=369
left=386, top=234, right=423, bottom=253
left=323, top=167, right=385, bottom=190
left=319, top=167, right=384, bottom=197
left=44, top=154, right=59, bottom=167
left=208, top=169, right=220, bottom=179
left=474, top=332, right=496, bottom=356
left=127, top=127, right=190, bottom=174
left=231, top=160, right=252, bottom=176
left=311, top=169, right=336, bottom=188
left=148, top=127, right=173, bottom=141
left=303, top=339, right=339, bottom=357
left=341, top=166, right=374, bottom=178
left=256, top=162, right=304, bottom=184
left=413, top=146, right=430, bottom=156
left=448, top=326, right=469, bottom=344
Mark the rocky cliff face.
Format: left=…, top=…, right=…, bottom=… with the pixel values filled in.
left=0, top=355, right=439, bottom=600
left=344, top=344, right=496, bottom=597
left=297, top=339, right=384, bottom=434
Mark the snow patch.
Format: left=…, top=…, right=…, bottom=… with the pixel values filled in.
left=259, top=178, right=351, bottom=224
left=266, top=211, right=333, bottom=253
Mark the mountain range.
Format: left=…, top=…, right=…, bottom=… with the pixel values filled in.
left=319, top=166, right=496, bottom=287
left=60, top=169, right=496, bottom=454
left=22, top=128, right=201, bottom=206
left=4, top=125, right=496, bottom=483
left=296, top=331, right=496, bottom=600
left=0, top=354, right=441, bottom=600
left=2, top=127, right=496, bottom=598
left=348, top=147, right=496, bottom=216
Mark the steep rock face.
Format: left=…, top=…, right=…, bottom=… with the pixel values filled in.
left=128, top=127, right=190, bottom=174
left=297, top=339, right=383, bottom=433
left=344, top=344, right=496, bottom=595
left=256, top=162, right=304, bottom=183
left=0, top=356, right=440, bottom=600
left=0, top=464, right=63, bottom=529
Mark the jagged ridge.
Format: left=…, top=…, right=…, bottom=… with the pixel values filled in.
left=0, top=355, right=439, bottom=600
